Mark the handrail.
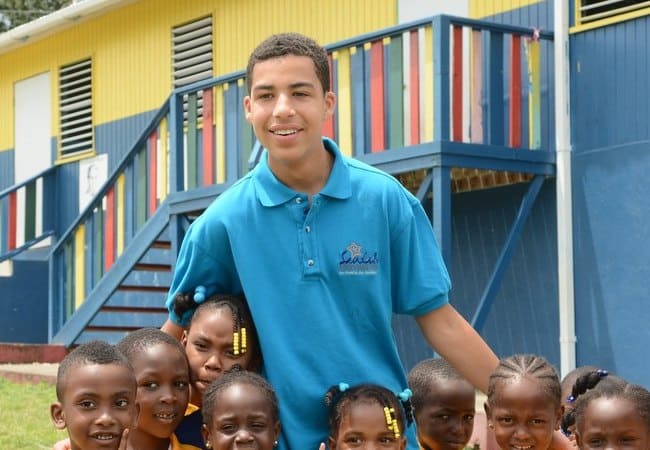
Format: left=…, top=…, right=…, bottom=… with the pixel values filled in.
left=0, top=166, right=57, bottom=199
left=49, top=98, right=171, bottom=256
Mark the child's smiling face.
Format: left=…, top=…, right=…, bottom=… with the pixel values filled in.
left=130, top=342, right=190, bottom=441
left=329, top=400, right=406, bottom=450
left=51, top=363, right=138, bottom=450
left=576, top=397, right=650, bottom=450
left=202, top=382, right=279, bottom=450
left=486, top=377, right=562, bottom=450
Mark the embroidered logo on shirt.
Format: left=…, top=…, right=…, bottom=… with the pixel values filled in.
left=339, top=242, right=379, bottom=275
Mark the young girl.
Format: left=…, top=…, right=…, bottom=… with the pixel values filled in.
left=169, top=288, right=263, bottom=449
left=325, top=382, right=413, bottom=450
left=484, top=354, right=563, bottom=450
left=562, top=370, right=650, bottom=450
left=201, top=369, right=280, bottom=450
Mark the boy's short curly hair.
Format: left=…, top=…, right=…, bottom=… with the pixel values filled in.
left=245, top=32, right=330, bottom=93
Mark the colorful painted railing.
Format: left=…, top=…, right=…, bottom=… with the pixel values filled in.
left=0, top=167, right=57, bottom=262
left=47, top=15, right=554, bottom=340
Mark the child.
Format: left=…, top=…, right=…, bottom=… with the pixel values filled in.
left=201, top=369, right=280, bottom=450
left=325, top=382, right=413, bottom=450
left=567, top=372, right=650, bottom=450
left=484, top=354, right=563, bottom=450
left=408, top=358, right=476, bottom=450
left=50, top=340, right=138, bottom=450
left=53, top=329, right=196, bottom=450
left=559, top=367, right=606, bottom=442
left=117, top=327, right=195, bottom=450
left=171, top=289, right=262, bottom=449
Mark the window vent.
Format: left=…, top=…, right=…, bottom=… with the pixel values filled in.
left=172, top=15, right=213, bottom=87
left=579, top=0, right=650, bottom=23
left=59, top=58, right=93, bottom=157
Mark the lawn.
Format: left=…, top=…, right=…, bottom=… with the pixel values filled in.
left=0, top=378, right=68, bottom=449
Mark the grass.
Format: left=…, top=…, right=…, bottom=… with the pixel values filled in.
left=0, top=378, right=68, bottom=449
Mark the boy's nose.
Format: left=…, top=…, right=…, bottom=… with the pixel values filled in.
left=94, top=408, right=116, bottom=426
left=273, top=93, right=295, bottom=117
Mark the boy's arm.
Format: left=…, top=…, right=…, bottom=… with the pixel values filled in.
left=415, top=303, right=498, bottom=393
left=161, top=319, right=185, bottom=340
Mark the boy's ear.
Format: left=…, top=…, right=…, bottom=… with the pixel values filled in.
left=181, top=330, right=189, bottom=347
left=554, top=405, right=564, bottom=430
left=323, top=91, right=336, bottom=118
left=243, top=96, right=252, bottom=123
left=50, top=402, right=67, bottom=430
left=483, top=402, right=493, bottom=429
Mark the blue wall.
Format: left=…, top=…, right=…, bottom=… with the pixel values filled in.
left=570, top=15, right=650, bottom=385
left=394, top=180, right=559, bottom=371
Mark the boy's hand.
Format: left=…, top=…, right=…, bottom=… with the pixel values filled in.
left=117, top=428, right=130, bottom=450
left=319, top=442, right=326, bottom=450
left=52, top=438, right=70, bottom=450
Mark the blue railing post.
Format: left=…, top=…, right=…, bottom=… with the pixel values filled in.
left=433, top=15, right=451, bottom=143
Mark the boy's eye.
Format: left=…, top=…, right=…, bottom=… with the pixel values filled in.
left=498, top=417, right=513, bottom=425
left=438, top=414, right=451, bottom=421
left=588, top=438, right=604, bottom=447
left=115, top=399, right=129, bottom=408
left=379, top=436, right=396, bottom=444
left=463, top=414, right=475, bottom=422
left=175, top=380, right=189, bottom=389
left=293, top=91, right=308, bottom=97
left=344, top=437, right=363, bottom=445
left=530, top=418, right=545, bottom=425
left=142, top=381, right=158, bottom=389
left=78, top=400, right=96, bottom=409
left=250, top=421, right=267, bottom=430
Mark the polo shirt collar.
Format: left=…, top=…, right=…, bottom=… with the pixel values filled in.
left=254, top=137, right=352, bottom=207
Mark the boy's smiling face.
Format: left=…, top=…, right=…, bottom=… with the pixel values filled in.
left=51, top=363, right=138, bottom=450
left=131, top=342, right=190, bottom=441
left=243, top=54, right=335, bottom=176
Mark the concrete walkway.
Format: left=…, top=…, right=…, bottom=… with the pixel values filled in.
left=0, top=362, right=58, bottom=384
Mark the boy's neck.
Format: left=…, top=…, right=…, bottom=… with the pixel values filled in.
left=268, top=143, right=334, bottom=196
left=126, top=428, right=171, bottom=450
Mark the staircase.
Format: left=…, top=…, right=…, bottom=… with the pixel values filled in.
left=0, top=15, right=555, bottom=348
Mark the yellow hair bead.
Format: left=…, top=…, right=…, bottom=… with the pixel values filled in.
left=383, top=406, right=392, bottom=425
left=241, top=327, right=247, bottom=353
left=233, top=331, right=240, bottom=355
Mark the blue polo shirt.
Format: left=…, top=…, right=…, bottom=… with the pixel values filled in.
left=167, top=137, right=451, bottom=450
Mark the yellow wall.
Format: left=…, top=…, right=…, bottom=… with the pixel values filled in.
left=469, top=0, right=544, bottom=18
left=0, top=0, right=396, bottom=151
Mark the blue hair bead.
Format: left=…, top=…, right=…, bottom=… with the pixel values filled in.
left=597, top=369, right=608, bottom=377
left=193, top=285, right=207, bottom=303
left=567, top=395, right=576, bottom=403
left=399, top=388, right=413, bottom=401
left=339, top=382, right=349, bottom=392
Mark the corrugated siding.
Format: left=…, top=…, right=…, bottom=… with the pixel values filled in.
left=570, top=15, right=650, bottom=387
left=0, top=0, right=395, bottom=154
left=449, top=181, right=559, bottom=366
left=0, top=150, right=14, bottom=190
left=469, top=0, right=545, bottom=19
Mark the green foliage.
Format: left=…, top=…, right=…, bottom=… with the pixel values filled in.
left=0, top=378, right=68, bottom=449
left=0, top=0, right=72, bottom=32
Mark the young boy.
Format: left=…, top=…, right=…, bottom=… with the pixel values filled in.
left=50, top=340, right=138, bottom=450
left=163, top=32, right=498, bottom=450
left=409, top=358, right=477, bottom=450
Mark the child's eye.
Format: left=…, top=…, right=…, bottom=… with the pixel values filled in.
left=193, top=341, right=208, bottom=350
left=437, top=414, right=451, bottom=421
left=344, top=437, right=363, bottom=446
left=142, top=381, right=158, bottom=389
left=588, top=438, right=604, bottom=447
left=175, top=380, right=189, bottom=389
left=379, top=436, right=396, bottom=444
left=250, top=422, right=267, bottom=430
left=115, top=399, right=129, bottom=408
left=78, top=400, right=96, bottom=409
left=220, top=423, right=237, bottom=434
left=529, top=418, right=546, bottom=425
left=463, top=414, right=475, bottom=422
left=257, top=93, right=273, bottom=100
left=293, top=91, right=308, bottom=97
left=498, top=417, right=513, bottom=425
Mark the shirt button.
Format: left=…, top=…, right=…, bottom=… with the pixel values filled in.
left=295, top=197, right=303, bottom=204
left=307, top=259, right=315, bottom=267
left=305, top=225, right=311, bottom=233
